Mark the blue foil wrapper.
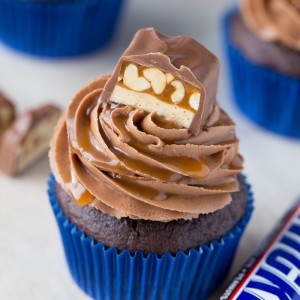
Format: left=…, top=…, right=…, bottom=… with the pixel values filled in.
left=0, top=0, right=124, bottom=57
left=223, top=10, right=300, bottom=138
left=48, top=174, right=254, bottom=300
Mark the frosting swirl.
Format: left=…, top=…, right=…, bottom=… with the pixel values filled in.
left=50, top=76, right=243, bottom=221
left=241, top=0, right=300, bottom=51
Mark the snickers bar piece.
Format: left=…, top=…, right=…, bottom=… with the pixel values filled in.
left=0, top=104, right=61, bottom=176
left=101, top=28, right=220, bottom=135
left=0, top=92, right=15, bottom=139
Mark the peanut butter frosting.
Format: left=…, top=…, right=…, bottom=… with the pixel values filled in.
left=50, top=29, right=243, bottom=222
left=241, top=0, right=300, bottom=51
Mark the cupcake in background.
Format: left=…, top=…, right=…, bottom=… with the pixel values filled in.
left=223, top=0, right=300, bottom=138
left=0, top=0, right=125, bottom=57
left=48, top=28, right=253, bottom=300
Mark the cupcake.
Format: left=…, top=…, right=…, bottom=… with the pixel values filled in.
left=48, top=28, right=253, bottom=300
left=0, top=0, right=124, bottom=57
left=223, top=1, right=300, bottom=138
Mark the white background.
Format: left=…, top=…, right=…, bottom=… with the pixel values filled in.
left=0, top=0, right=299, bottom=299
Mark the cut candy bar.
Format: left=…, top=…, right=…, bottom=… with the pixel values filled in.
left=0, top=92, right=15, bottom=139
left=111, top=62, right=202, bottom=129
left=101, top=28, right=220, bottom=135
left=0, top=104, right=61, bottom=176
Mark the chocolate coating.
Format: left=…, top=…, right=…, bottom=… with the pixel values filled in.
left=55, top=174, right=248, bottom=255
left=0, top=104, right=61, bottom=176
left=230, top=13, right=300, bottom=78
left=101, top=28, right=220, bottom=135
left=0, top=92, right=15, bottom=138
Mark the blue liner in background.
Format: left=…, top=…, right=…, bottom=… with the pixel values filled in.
left=48, top=174, right=254, bottom=300
left=223, top=10, right=300, bottom=138
left=0, top=0, right=125, bottom=57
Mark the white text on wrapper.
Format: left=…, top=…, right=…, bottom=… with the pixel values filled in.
left=232, top=210, right=300, bottom=300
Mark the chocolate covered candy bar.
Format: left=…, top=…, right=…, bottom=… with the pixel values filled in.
left=0, top=92, right=15, bottom=139
left=0, top=104, right=61, bottom=176
left=221, top=200, right=300, bottom=300
left=101, top=28, right=220, bottom=135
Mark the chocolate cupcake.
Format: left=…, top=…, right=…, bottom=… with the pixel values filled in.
left=48, top=28, right=253, bottom=300
left=223, top=1, right=300, bottom=138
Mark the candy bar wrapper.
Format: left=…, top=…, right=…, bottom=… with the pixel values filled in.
left=223, top=10, right=300, bottom=138
left=0, top=0, right=124, bottom=57
left=221, top=200, right=300, bottom=299
left=48, top=174, right=253, bottom=300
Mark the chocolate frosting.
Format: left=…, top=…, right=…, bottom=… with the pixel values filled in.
left=100, top=28, right=220, bottom=135
left=241, top=0, right=300, bottom=51
left=50, top=74, right=243, bottom=221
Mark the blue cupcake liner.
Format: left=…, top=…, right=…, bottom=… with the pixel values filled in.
left=223, top=10, right=300, bottom=138
left=48, top=173, right=254, bottom=300
left=0, top=0, right=124, bottom=57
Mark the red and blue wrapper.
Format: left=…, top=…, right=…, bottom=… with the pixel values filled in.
left=48, top=173, right=253, bottom=300
left=221, top=200, right=300, bottom=300
left=223, top=10, right=300, bottom=139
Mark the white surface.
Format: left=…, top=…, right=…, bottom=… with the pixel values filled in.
left=0, top=0, right=299, bottom=299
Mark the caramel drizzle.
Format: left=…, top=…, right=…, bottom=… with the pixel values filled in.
left=106, top=110, right=210, bottom=179
left=66, top=165, right=94, bottom=206
left=66, top=96, right=237, bottom=206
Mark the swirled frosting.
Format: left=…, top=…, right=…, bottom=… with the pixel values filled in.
left=50, top=28, right=244, bottom=222
left=50, top=75, right=243, bottom=221
left=241, top=0, right=300, bottom=51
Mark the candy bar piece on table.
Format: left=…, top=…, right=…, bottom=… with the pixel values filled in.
left=101, top=27, right=219, bottom=135
left=0, top=92, right=15, bottom=139
left=0, top=104, right=61, bottom=176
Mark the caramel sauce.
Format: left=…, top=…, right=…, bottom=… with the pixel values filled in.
left=71, top=189, right=94, bottom=206
left=78, top=123, right=119, bottom=168
left=67, top=98, right=218, bottom=204
left=114, top=176, right=167, bottom=201
left=109, top=111, right=210, bottom=180
left=120, top=62, right=200, bottom=112
left=152, top=114, right=181, bottom=130
left=101, top=112, right=182, bottom=182
left=73, top=97, right=127, bottom=173
left=66, top=167, right=94, bottom=206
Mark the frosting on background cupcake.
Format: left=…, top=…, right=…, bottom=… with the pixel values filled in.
left=223, top=0, right=300, bottom=138
left=241, top=0, right=300, bottom=51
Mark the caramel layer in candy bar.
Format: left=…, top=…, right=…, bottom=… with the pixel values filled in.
left=0, top=92, right=15, bottom=139
left=101, top=28, right=220, bottom=135
left=111, top=62, right=202, bottom=129
left=0, top=104, right=61, bottom=176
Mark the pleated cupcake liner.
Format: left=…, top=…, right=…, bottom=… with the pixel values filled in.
left=0, top=0, right=124, bottom=57
left=48, top=173, right=254, bottom=300
left=223, top=10, right=300, bottom=138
